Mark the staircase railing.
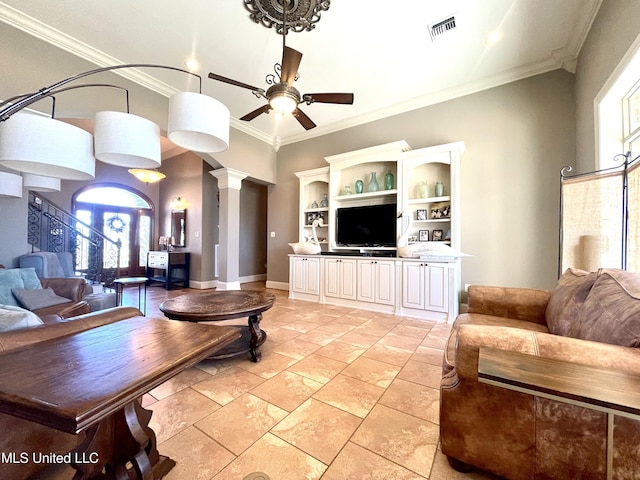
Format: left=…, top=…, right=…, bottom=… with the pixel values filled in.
left=27, top=191, right=121, bottom=287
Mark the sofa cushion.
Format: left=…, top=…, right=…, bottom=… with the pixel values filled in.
left=0, top=304, right=44, bottom=331
left=545, top=268, right=597, bottom=336
left=12, top=287, right=70, bottom=311
left=566, top=269, right=640, bottom=347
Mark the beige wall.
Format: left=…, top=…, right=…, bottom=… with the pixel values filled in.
left=575, top=0, right=640, bottom=173
left=240, top=181, right=268, bottom=278
left=269, top=70, right=576, bottom=291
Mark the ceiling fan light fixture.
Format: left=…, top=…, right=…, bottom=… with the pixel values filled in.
left=269, top=92, right=298, bottom=114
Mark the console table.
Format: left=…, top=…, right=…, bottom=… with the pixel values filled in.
left=478, top=347, right=640, bottom=480
left=146, top=251, right=190, bottom=289
left=0, top=316, right=239, bottom=479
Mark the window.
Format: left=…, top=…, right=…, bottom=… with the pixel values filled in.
left=624, top=80, right=640, bottom=159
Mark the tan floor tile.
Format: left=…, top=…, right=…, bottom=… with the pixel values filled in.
left=363, top=343, right=413, bottom=366
left=286, top=353, right=347, bottom=383
left=195, top=357, right=239, bottom=376
left=412, top=345, right=445, bottom=366
left=196, top=393, right=288, bottom=455
left=321, top=442, right=425, bottom=480
left=161, top=426, right=235, bottom=480
left=353, top=320, right=396, bottom=337
left=400, top=317, right=437, bottom=329
left=251, top=370, right=324, bottom=411
left=313, top=373, right=385, bottom=418
left=378, top=332, right=423, bottom=351
left=237, top=350, right=299, bottom=379
left=379, top=378, right=440, bottom=423
left=314, top=340, right=366, bottom=364
left=212, top=433, right=326, bottom=480
left=148, top=367, right=212, bottom=400
left=314, top=321, right=358, bottom=336
left=148, top=388, right=221, bottom=444
left=281, top=320, right=322, bottom=333
left=142, top=392, right=157, bottom=407
left=342, top=356, right=401, bottom=388
left=389, top=323, right=431, bottom=340
left=296, top=328, right=345, bottom=345
left=266, top=327, right=303, bottom=344
left=192, top=367, right=265, bottom=405
left=339, top=329, right=383, bottom=348
left=352, top=404, right=439, bottom=477
left=398, top=360, right=442, bottom=389
left=271, top=398, right=362, bottom=464
left=272, top=338, right=322, bottom=360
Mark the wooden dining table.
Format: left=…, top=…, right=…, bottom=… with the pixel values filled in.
left=0, top=316, right=240, bottom=479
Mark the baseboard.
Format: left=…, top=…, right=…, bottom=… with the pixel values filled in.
left=266, top=280, right=289, bottom=291
left=239, top=273, right=267, bottom=284
left=189, top=279, right=218, bottom=290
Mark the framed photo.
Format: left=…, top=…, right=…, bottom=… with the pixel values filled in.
left=407, top=235, right=418, bottom=243
left=416, top=209, right=427, bottom=221
left=430, top=202, right=451, bottom=219
left=419, top=230, right=429, bottom=241
left=432, top=229, right=443, bottom=241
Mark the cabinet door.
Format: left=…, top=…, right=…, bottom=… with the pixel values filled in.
left=402, top=262, right=425, bottom=309
left=291, top=257, right=308, bottom=294
left=306, top=257, right=320, bottom=295
left=375, top=260, right=395, bottom=306
left=324, top=259, right=341, bottom=298
left=357, top=260, right=376, bottom=303
left=340, top=259, right=357, bottom=300
left=425, top=263, right=449, bottom=312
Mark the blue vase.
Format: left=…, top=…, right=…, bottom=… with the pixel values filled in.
left=355, top=179, right=364, bottom=194
left=367, top=172, right=379, bottom=192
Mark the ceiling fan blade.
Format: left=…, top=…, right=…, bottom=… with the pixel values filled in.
left=240, top=104, right=272, bottom=121
left=280, top=46, right=303, bottom=87
left=304, top=93, right=354, bottom=104
left=208, top=72, right=263, bottom=92
left=293, top=107, right=316, bottom=130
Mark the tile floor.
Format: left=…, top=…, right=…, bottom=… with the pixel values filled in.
left=38, top=283, right=501, bottom=480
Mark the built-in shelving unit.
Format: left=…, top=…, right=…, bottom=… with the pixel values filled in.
left=290, top=140, right=465, bottom=322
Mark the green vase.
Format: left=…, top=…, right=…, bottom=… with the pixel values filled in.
left=384, top=171, right=394, bottom=190
left=367, top=172, right=379, bottom=192
left=355, top=179, right=364, bottom=194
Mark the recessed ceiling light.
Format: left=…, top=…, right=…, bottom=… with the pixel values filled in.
left=185, top=58, right=199, bottom=71
left=488, top=31, right=503, bottom=45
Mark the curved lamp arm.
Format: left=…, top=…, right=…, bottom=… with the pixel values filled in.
left=0, top=63, right=202, bottom=122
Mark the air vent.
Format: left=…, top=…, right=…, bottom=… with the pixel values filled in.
left=429, top=16, right=456, bottom=41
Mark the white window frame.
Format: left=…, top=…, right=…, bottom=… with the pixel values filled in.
left=595, top=34, right=640, bottom=170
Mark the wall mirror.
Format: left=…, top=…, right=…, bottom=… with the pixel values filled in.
left=171, top=209, right=186, bottom=247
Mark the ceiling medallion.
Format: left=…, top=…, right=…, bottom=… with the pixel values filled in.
left=244, top=0, right=330, bottom=34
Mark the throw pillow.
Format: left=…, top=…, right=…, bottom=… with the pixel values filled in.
left=546, top=268, right=597, bottom=336
left=11, top=287, right=70, bottom=311
left=568, top=269, right=640, bottom=347
left=0, top=269, right=26, bottom=306
left=0, top=304, right=44, bottom=332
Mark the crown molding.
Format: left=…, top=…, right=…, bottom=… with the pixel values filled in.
left=0, top=2, right=179, bottom=97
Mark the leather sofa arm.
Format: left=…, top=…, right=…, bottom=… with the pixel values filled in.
left=454, top=324, right=640, bottom=382
left=34, top=301, right=90, bottom=319
left=41, top=277, right=87, bottom=302
left=467, top=285, right=550, bottom=325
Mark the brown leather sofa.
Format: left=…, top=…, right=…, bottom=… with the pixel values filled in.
left=0, top=306, right=143, bottom=480
left=33, top=277, right=90, bottom=318
left=440, top=268, right=640, bottom=480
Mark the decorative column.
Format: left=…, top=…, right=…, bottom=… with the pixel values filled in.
left=210, top=167, right=248, bottom=290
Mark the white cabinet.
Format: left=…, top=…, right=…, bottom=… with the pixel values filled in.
left=357, top=259, right=395, bottom=306
left=402, top=261, right=449, bottom=312
left=289, top=256, right=320, bottom=300
left=324, top=258, right=357, bottom=300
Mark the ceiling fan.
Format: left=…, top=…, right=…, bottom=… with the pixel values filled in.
left=208, top=4, right=353, bottom=130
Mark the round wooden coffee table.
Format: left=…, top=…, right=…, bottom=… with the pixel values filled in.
left=159, top=290, right=276, bottom=362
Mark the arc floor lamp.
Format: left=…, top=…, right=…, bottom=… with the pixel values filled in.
left=0, top=63, right=230, bottom=187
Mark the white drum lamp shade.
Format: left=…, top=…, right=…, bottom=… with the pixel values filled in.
left=22, top=173, right=61, bottom=192
left=168, top=92, right=230, bottom=153
left=94, top=111, right=161, bottom=168
left=0, top=114, right=95, bottom=180
left=0, top=171, right=23, bottom=198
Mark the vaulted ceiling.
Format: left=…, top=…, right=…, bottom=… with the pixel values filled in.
left=0, top=0, right=602, bottom=149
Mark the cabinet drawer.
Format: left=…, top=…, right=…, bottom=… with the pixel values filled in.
left=148, top=252, right=168, bottom=267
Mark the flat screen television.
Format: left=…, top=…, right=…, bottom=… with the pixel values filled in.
left=336, top=204, right=397, bottom=247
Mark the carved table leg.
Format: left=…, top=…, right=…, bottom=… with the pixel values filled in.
left=70, top=399, right=175, bottom=480
left=248, top=313, right=263, bottom=362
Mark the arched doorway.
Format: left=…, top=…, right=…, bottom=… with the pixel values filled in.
left=73, top=183, right=154, bottom=278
